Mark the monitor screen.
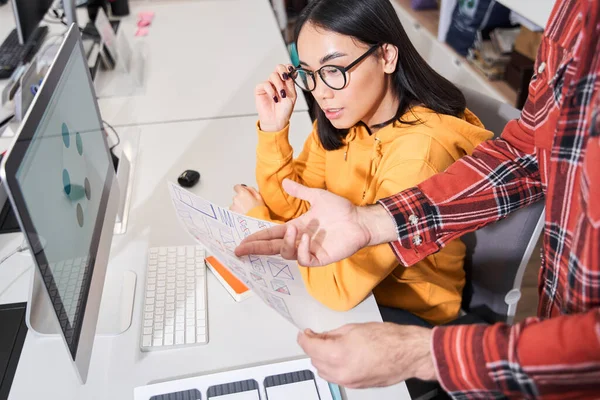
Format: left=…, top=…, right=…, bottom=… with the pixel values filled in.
left=13, top=41, right=112, bottom=359
left=12, top=0, right=54, bottom=43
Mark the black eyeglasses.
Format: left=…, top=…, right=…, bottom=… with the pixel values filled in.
left=291, top=45, right=380, bottom=92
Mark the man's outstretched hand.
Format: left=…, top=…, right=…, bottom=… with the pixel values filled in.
left=234, top=179, right=397, bottom=266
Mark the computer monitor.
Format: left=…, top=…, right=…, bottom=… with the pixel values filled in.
left=11, top=0, right=54, bottom=44
left=0, top=24, right=120, bottom=383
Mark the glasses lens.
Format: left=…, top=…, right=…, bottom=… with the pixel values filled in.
left=320, top=66, right=345, bottom=90
left=292, top=69, right=314, bottom=91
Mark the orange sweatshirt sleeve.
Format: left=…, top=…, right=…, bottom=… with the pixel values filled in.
left=300, top=158, right=440, bottom=311
left=255, top=121, right=326, bottom=221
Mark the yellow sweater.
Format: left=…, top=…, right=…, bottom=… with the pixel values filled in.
left=248, top=106, right=493, bottom=325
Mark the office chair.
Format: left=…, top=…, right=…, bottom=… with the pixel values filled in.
left=405, top=88, right=546, bottom=400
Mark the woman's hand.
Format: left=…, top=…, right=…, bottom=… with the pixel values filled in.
left=230, top=184, right=266, bottom=215
left=255, top=64, right=297, bottom=132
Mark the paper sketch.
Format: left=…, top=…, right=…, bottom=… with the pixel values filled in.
left=168, top=183, right=368, bottom=331
left=271, top=279, right=290, bottom=295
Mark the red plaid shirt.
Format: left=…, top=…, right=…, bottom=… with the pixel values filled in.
left=379, top=0, right=600, bottom=398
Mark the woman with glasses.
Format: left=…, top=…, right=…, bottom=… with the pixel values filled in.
left=230, top=0, right=493, bottom=326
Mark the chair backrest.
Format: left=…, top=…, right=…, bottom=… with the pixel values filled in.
left=459, top=87, right=545, bottom=324
left=461, top=86, right=522, bottom=138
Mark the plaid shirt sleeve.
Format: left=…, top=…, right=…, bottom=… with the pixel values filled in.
left=431, top=309, right=600, bottom=398
left=378, top=116, right=544, bottom=267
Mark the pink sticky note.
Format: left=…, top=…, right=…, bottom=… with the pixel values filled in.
left=138, top=11, right=155, bottom=22
left=135, top=27, right=150, bottom=37
left=137, top=19, right=151, bottom=27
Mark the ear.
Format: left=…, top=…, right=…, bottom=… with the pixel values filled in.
left=380, top=43, right=399, bottom=74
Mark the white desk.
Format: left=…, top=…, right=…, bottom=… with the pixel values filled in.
left=0, top=0, right=309, bottom=127
left=496, top=0, right=556, bottom=29
left=95, top=0, right=309, bottom=126
left=2, top=113, right=409, bottom=400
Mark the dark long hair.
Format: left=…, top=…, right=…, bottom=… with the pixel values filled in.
left=294, top=0, right=466, bottom=150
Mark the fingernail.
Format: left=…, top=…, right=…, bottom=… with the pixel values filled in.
left=282, top=72, right=288, bottom=80
left=288, top=66, right=294, bottom=72
left=241, top=184, right=247, bottom=187
left=273, top=96, right=279, bottom=103
left=280, top=89, right=286, bottom=98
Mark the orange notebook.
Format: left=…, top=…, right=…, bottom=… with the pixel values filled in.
left=205, top=256, right=253, bottom=302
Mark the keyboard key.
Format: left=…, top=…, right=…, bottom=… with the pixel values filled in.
left=177, top=247, right=185, bottom=256
left=165, top=326, right=174, bottom=334
left=144, top=320, right=153, bottom=327
left=153, top=339, right=163, bottom=347
left=186, top=329, right=196, bottom=344
left=158, top=248, right=167, bottom=256
left=142, top=335, right=152, bottom=347
left=176, top=331, right=185, bottom=345
left=164, top=336, right=174, bottom=346
left=143, top=327, right=152, bottom=335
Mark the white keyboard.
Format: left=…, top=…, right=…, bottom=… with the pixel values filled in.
left=140, top=246, right=208, bottom=351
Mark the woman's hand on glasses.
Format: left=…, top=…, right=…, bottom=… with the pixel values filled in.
left=255, top=64, right=298, bottom=133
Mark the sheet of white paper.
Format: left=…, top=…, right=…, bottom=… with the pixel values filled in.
left=208, top=390, right=260, bottom=400
left=167, top=183, right=355, bottom=331
left=134, top=358, right=334, bottom=400
left=266, top=380, right=320, bottom=400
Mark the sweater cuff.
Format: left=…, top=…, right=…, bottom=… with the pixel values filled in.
left=256, top=121, right=294, bottom=161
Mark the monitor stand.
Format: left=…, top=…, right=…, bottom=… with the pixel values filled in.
left=25, top=269, right=136, bottom=336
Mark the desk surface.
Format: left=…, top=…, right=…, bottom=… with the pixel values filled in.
left=0, top=0, right=309, bottom=127
left=496, top=0, right=556, bottom=29
left=1, top=113, right=409, bottom=400
left=95, top=0, right=309, bottom=126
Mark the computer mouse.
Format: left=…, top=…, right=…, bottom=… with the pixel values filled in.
left=178, top=170, right=200, bottom=187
